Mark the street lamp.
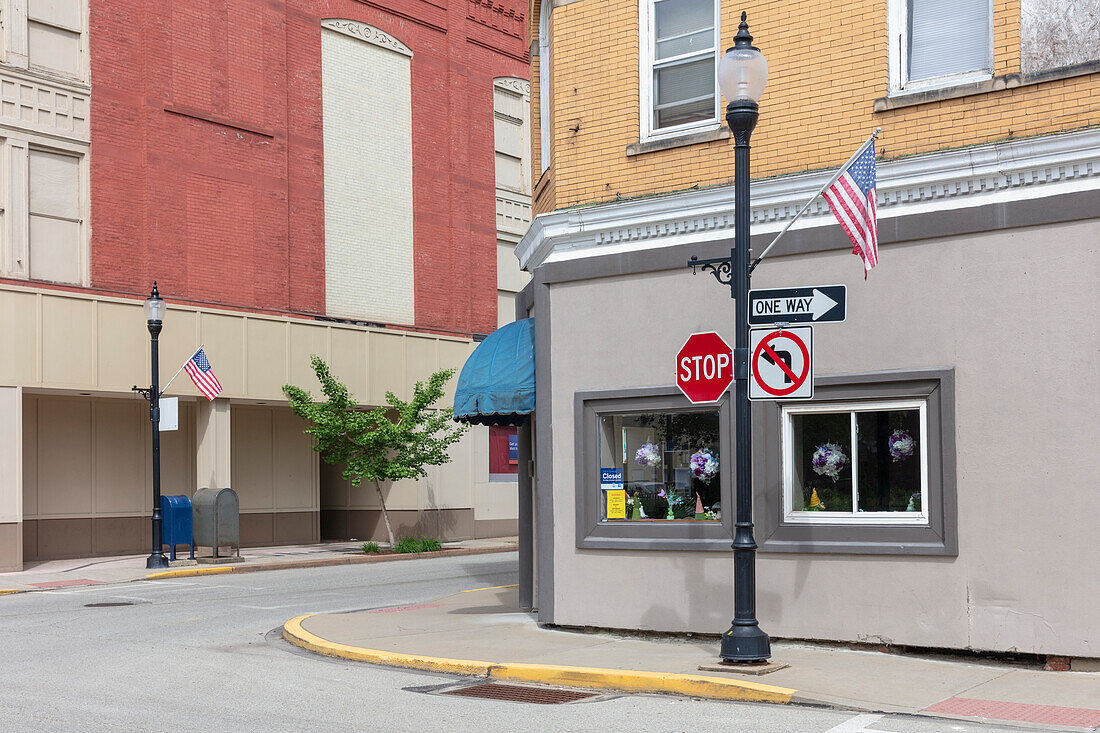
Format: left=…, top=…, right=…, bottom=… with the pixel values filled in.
left=689, top=12, right=771, bottom=663
left=133, top=283, right=169, bottom=569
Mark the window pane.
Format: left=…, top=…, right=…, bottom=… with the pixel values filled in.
left=790, top=412, right=853, bottom=512
left=856, top=409, right=922, bottom=512
left=655, top=0, right=714, bottom=60
left=908, top=0, right=990, bottom=82
left=653, top=57, right=715, bottom=129
left=599, top=410, right=720, bottom=521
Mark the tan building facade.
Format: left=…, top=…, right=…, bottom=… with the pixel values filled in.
left=518, top=0, right=1100, bottom=658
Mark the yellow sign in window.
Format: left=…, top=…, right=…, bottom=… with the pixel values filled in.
left=606, top=489, right=627, bottom=520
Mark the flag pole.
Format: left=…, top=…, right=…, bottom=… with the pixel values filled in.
left=159, top=344, right=202, bottom=397
left=749, top=127, right=880, bottom=273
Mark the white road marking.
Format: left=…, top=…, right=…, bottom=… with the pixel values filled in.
left=825, top=713, right=885, bottom=732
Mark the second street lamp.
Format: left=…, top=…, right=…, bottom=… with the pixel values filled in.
left=133, top=283, right=169, bottom=570
left=690, top=12, right=771, bottom=663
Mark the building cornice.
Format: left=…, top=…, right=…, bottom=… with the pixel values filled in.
left=516, top=128, right=1100, bottom=270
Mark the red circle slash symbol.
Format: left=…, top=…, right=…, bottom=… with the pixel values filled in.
left=752, top=330, right=810, bottom=396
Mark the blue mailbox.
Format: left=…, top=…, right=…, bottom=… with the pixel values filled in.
left=161, top=494, right=194, bottom=561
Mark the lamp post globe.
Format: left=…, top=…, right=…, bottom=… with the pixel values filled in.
left=718, top=12, right=772, bottom=663
left=143, top=284, right=166, bottom=328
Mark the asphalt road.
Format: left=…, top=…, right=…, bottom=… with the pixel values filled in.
left=0, top=553, right=1022, bottom=732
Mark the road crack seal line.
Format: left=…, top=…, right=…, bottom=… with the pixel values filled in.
left=281, top=614, right=796, bottom=704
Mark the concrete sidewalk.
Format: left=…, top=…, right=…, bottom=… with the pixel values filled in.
left=284, top=586, right=1100, bottom=731
left=0, top=537, right=518, bottom=593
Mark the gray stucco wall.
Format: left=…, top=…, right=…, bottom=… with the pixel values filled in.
left=544, top=217, right=1099, bottom=657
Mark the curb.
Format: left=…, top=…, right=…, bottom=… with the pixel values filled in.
left=281, top=614, right=796, bottom=704
left=144, top=545, right=516, bottom=580
left=0, top=589, right=23, bottom=595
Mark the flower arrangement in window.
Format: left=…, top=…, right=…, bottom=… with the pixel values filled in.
left=635, top=442, right=661, bottom=467
left=811, top=443, right=847, bottom=480
left=888, top=430, right=915, bottom=462
left=689, top=448, right=719, bottom=484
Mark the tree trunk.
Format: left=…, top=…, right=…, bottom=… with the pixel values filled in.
left=374, top=480, right=396, bottom=547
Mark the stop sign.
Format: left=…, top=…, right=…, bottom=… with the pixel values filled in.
left=677, top=331, right=734, bottom=403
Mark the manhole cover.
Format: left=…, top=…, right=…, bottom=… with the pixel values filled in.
left=84, top=602, right=134, bottom=608
left=441, top=682, right=596, bottom=705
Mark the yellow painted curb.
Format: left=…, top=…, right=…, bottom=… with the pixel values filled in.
left=281, top=615, right=795, bottom=704
left=145, top=566, right=236, bottom=579
left=490, top=662, right=794, bottom=704
left=283, top=615, right=493, bottom=676
left=0, top=589, right=23, bottom=595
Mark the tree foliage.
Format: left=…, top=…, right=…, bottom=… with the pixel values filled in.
left=283, top=356, right=467, bottom=546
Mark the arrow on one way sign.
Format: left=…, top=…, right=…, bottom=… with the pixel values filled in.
left=748, top=285, right=846, bottom=325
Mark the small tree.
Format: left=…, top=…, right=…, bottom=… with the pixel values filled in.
left=284, top=356, right=468, bottom=547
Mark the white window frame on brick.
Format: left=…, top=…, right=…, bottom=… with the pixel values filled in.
left=780, top=398, right=930, bottom=526
left=0, top=0, right=91, bottom=83
left=887, top=0, right=993, bottom=95
left=639, top=0, right=721, bottom=143
left=0, top=133, right=90, bottom=286
left=538, top=0, right=551, bottom=174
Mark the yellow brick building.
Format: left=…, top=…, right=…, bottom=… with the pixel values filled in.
left=532, top=0, right=1099, bottom=214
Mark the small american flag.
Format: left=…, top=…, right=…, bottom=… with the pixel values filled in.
left=823, top=141, right=878, bottom=276
left=185, top=348, right=223, bottom=401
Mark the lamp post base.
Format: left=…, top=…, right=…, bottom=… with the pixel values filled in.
left=146, top=552, right=169, bottom=570
left=719, top=624, right=771, bottom=663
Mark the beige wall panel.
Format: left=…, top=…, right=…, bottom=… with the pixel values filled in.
left=35, top=397, right=92, bottom=515
left=0, top=387, right=22, bottom=524
left=329, top=328, right=368, bottom=401
left=437, top=340, right=472, bottom=406
left=348, top=478, right=379, bottom=509
left=545, top=220, right=1100, bottom=655
left=94, top=399, right=145, bottom=514
left=244, top=318, right=286, bottom=399
left=349, top=477, right=420, bottom=510
left=475, top=482, right=519, bottom=522
left=198, top=313, right=244, bottom=396
left=41, top=296, right=93, bottom=385
left=273, top=408, right=316, bottom=511
left=430, top=428, right=474, bottom=509
left=368, top=331, right=405, bottom=405
left=497, top=241, right=529, bottom=293
left=230, top=406, right=274, bottom=511
left=497, top=291, right=516, bottom=329
left=160, top=308, right=200, bottom=399
left=160, top=401, right=195, bottom=499
left=196, top=398, right=231, bottom=490
left=404, top=336, right=438, bottom=399
left=0, top=290, right=37, bottom=384
left=21, top=396, right=38, bottom=517
left=95, top=302, right=148, bottom=391
left=288, top=323, right=328, bottom=396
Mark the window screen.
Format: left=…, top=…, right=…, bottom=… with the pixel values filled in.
left=907, top=0, right=990, bottom=82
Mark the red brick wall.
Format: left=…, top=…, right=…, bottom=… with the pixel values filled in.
left=89, top=0, right=528, bottom=336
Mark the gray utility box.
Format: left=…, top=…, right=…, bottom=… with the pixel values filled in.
left=192, top=487, right=240, bottom=559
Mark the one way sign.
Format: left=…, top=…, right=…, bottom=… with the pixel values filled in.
left=748, top=285, right=846, bottom=325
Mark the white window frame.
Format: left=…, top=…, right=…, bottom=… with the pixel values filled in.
left=639, top=0, right=721, bottom=142
left=538, top=0, right=551, bottom=174
left=780, top=398, right=930, bottom=525
left=887, top=0, right=993, bottom=96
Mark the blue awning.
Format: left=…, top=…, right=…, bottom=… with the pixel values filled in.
left=453, top=318, right=535, bottom=426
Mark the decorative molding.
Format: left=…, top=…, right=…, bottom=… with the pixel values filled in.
left=0, top=68, right=89, bottom=143
left=497, top=189, right=532, bottom=236
left=516, top=128, right=1100, bottom=270
left=321, top=19, right=413, bottom=57
left=494, top=77, right=531, bottom=96
left=467, top=0, right=526, bottom=40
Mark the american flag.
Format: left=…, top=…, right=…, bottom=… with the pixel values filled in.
left=185, top=348, right=223, bottom=401
left=822, top=141, right=878, bottom=276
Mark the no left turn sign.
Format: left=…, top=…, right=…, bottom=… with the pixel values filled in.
left=749, top=326, right=814, bottom=401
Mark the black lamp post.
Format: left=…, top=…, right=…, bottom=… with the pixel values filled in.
left=133, top=283, right=169, bottom=570
left=689, top=12, right=771, bottom=662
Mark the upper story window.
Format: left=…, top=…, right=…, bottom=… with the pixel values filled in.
left=641, top=0, right=720, bottom=140
left=888, top=0, right=992, bottom=94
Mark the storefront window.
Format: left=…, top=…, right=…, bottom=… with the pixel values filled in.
left=489, top=426, right=520, bottom=482
left=783, top=400, right=928, bottom=524
left=598, top=409, right=720, bottom=521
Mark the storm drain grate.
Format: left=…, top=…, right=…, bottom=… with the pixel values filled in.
left=84, top=602, right=134, bottom=608
left=441, top=683, right=596, bottom=705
